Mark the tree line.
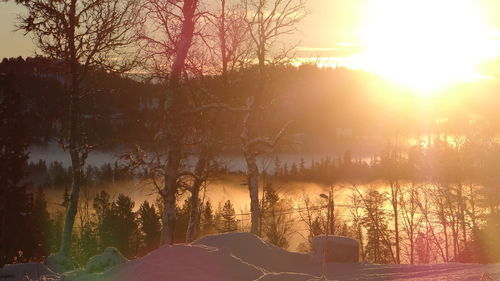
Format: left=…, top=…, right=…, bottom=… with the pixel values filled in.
left=2, top=0, right=500, bottom=271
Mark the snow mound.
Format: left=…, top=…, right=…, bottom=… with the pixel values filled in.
left=63, top=247, right=129, bottom=281
left=193, top=232, right=313, bottom=273
left=73, top=244, right=263, bottom=281
left=46, top=252, right=75, bottom=273
left=85, top=247, right=128, bottom=273
left=0, top=263, right=59, bottom=281
left=312, top=235, right=359, bottom=263
left=254, top=272, right=321, bottom=281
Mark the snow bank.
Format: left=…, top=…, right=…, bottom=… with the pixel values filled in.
left=46, top=253, right=75, bottom=273
left=254, top=272, right=321, bottom=281
left=61, top=247, right=128, bottom=281
left=0, top=263, right=59, bottom=281
left=312, top=235, right=359, bottom=263
left=85, top=247, right=128, bottom=273
left=193, top=232, right=314, bottom=273
left=72, top=244, right=262, bottom=281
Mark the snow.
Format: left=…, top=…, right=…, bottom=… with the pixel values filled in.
left=84, top=247, right=128, bottom=274
left=45, top=253, right=75, bottom=273
left=68, top=244, right=263, bottom=281
left=193, top=232, right=315, bottom=273
left=0, top=263, right=59, bottom=281
left=3, top=233, right=500, bottom=281
left=253, top=272, right=319, bottom=281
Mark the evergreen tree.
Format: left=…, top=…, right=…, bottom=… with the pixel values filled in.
left=299, top=158, right=306, bottom=175
left=173, top=199, right=191, bottom=242
left=74, top=218, right=98, bottom=266
left=114, top=195, right=138, bottom=257
left=101, top=194, right=138, bottom=257
left=0, top=74, right=31, bottom=266
left=138, top=201, right=161, bottom=254
left=273, top=157, right=281, bottom=177
left=220, top=200, right=237, bottom=233
left=282, top=164, right=289, bottom=179
left=201, top=200, right=215, bottom=235
left=362, top=190, right=393, bottom=264
left=93, top=190, right=111, bottom=251
left=262, top=187, right=291, bottom=249
left=49, top=211, right=64, bottom=255
left=31, top=187, right=53, bottom=259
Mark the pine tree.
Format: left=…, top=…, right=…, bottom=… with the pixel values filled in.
left=220, top=200, right=237, bottom=233
left=101, top=194, right=138, bottom=257
left=282, top=164, right=289, bottom=179
left=31, top=187, right=53, bottom=259
left=362, top=190, right=393, bottom=264
left=262, top=187, right=291, bottom=249
left=201, top=201, right=215, bottom=235
left=273, top=157, right=281, bottom=177
left=113, top=195, right=138, bottom=257
left=138, top=201, right=161, bottom=254
left=93, top=190, right=111, bottom=251
left=0, top=73, right=31, bottom=266
left=299, top=158, right=306, bottom=174
left=173, top=199, right=191, bottom=242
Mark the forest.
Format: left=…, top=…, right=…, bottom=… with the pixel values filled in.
left=1, top=0, right=500, bottom=278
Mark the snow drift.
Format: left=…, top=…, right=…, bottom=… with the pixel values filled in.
left=5, top=232, right=500, bottom=281
left=193, top=232, right=315, bottom=273
left=0, top=263, right=59, bottom=281
left=70, top=244, right=263, bottom=281
left=84, top=247, right=128, bottom=273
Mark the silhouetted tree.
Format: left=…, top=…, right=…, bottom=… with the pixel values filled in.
left=219, top=200, right=238, bottom=232
left=138, top=201, right=161, bottom=254
left=15, top=0, right=141, bottom=263
left=0, top=74, right=30, bottom=267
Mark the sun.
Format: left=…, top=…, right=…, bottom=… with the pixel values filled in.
left=357, top=0, right=494, bottom=96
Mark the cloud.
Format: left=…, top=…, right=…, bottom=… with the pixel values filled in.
left=295, top=43, right=360, bottom=58
left=296, top=46, right=343, bottom=52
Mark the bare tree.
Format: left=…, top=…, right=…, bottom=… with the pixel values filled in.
left=240, top=0, right=306, bottom=235
left=417, top=184, right=447, bottom=262
left=399, top=182, right=423, bottom=264
left=136, top=0, right=203, bottom=245
left=352, top=184, right=396, bottom=264
left=15, top=0, right=140, bottom=265
left=297, top=192, right=321, bottom=243
left=349, top=191, right=365, bottom=261
left=185, top=0, right=250, bottom=242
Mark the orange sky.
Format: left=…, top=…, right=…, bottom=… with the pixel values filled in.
left=2, top=0, right=500, bottom=90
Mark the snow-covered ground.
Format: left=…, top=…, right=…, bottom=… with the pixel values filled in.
left=2, top=233, right=499, bottom=281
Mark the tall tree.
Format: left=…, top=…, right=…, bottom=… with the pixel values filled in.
left=14, top=0, right=140, bottom=264
left=138, top=201, right=161, bottom=253
left=220, top=200, right=238, bottom=232
left=240, top=0, right=306, bottom=235
left=101, top=194, right=138, bottom=257
left=185, top=0, right=249, bottom=243
left=135, top=0, right=200, bottom=245
left=0, top=74, right=30, bottom=267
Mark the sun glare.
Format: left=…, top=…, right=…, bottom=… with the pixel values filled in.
left=358, top=0, right=495, bottom=96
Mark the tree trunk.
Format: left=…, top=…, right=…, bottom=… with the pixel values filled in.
left=186, top=147, right=210, bottom=242
left=0, top=204, right=6, bottom=268
left=60, top=94, right=82, bottom=257
left=245, top=151, right=260, bottom=235
left=160, top=140, right=182, bottom=245
left=391, top=182, right=401, bottom=264
left=58, top=0, right=81, bottom=258
left=160, top=0, right=197, bottom=245
left=186, top=187, right=201, bottom=242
